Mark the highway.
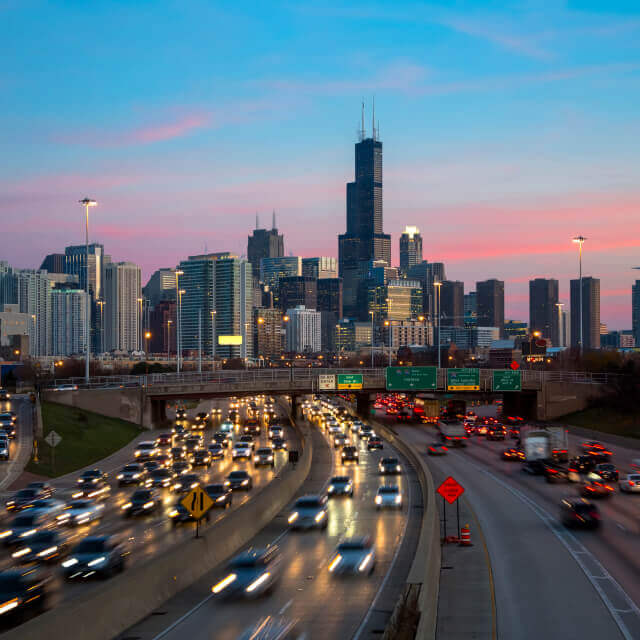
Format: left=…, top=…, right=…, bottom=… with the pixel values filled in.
left=0, top=395, right=34, bottom=492
left=118, top=399, right=421, bottom=640
left=389, top=406, right=640, bottom=640
left=0, top=396, right=298, bottom=627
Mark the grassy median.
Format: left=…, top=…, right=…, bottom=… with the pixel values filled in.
left=27, top=402, right=143, bottom=477
left=558, top=406, right=640, bottom=440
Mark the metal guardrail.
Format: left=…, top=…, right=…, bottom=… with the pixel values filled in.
left=47, top=368, right=613, bottom=393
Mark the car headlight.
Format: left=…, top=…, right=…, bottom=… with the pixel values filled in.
left=62, top=557, right=78, bottom=568
left=20, top=528, right=36, bottom=537
left=246, top=571, right=271, bottom=593
left=37, top=546, right=58, bottom=557
left=169, top=509, right=179, bottom=517
left=143, top=501, right=154, bottom=509
left=395, top=495, right=402, bottom=504
left=314, top=511, right=326, bottom=522
left=241, top=479, right=249, bottom=486
left=375, top=495, right=382, bottom=504
left=328, top=554, right=342, bottom=572
left=121, top=502, right=132, bottom=510
left=87, top=556, right=106, bottom=567
left=328, top=485, right=334, bottom=493
left=11, top=547, right=31, bottom=559
left=288, top=512, right=299, bottom=523
left=212, top=573, right=237, bottom=594
left=396, top=466, right=401, bottom=471
left=224, top=481, right=231, bottom=487
left=358, top=552, right=373, bottom=572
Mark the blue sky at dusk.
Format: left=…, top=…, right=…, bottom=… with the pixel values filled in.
left=2, top=0, right=640, bottom=328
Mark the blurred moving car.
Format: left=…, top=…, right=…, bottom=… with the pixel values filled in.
left=147, top=468, right=175, bottom=489
left=271, top=437, right=287, bottom=451
left=2, top=511, right=52, bottom=545
left=254, top=447, right=275, bottom=468
left=208, top=443, right=225, bottom=460
left=205, top=483, right=233, bottom=508
left=134, top=441, right=159, bottom=461
left=117, top=463, right=146, bottom=487
left=121, top=489, right=159, bottom=516
left=0, top=567, right=52, bottom=623
left=288, top=495, right=328, bottom=530
left=192, top=449, right=212, bottom=468
left=592, top=463, right=619, bottom=482
left=375, top=485, right=402, bottom=509
left=56, top=499, right=105, bottom=526
left=428, top=443, right=448, bottom=456
left=211, top=546, right=283, bottom=598
left=560, top=498, right=600, bottom=529
left=172, top=473, right=201, bottom=494
left=501, top=447, right=524, bottom=461
left=580, top=480, right=614, bottom=499
left=62, top=535, right=127, bottom=580
left=341, top=446, right=359, bottom=465
left=225, top=470, right=253, bottom=491
left=620, top=474, right=640, bottom=493
left=328, top=537, right=375, bottom=576
left=6, top=488, right=42, bottom=513
left=327, top=476, right=353, bottom=497
left=10, top=530, right=68, bottom=564
left=367, top=436, right=383, bottom=450
left=379, top=458, right=402, bottom=475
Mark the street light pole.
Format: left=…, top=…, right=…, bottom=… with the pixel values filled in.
left=167, top=320, right=173, bottom=362
left=369, top=310, right=374, bottom=367
left=210, top=310, right=217, bottom=361
left=572, top=236, right=587, bottom=355
left=97, top=299, right=105, bottom=354
left=555, top=303, right=564, bottom=347
left=79, top=198, right=97, bottom=384
left=174, top=270, right=184, bottom=372
left=434, top=281, right=442, bottom=370
left=137, top=297, right=144, bottom=352
left=178, top=289, right=185, bottom=371
left=198, top=310, right=202, bottom=373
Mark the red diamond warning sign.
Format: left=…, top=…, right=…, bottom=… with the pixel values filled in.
left=437, top=476, right=465, bottom=504
left=510, top=360, right=520, bottom=370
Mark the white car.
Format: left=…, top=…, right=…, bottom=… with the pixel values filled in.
left=56, top=499, right=105, bottom=526
left=620, top=474, right=640, bottom=493
left=328, top=536, right=376, bottom=576
left=220, top=421, right=234, bottom=433
left=375, top=485, right=402, bottom=509
left=134, top=441, right=159, bottom=460
left=328, top=423, right=342, bottom=435
left=232, top=443, right=252, bottom=460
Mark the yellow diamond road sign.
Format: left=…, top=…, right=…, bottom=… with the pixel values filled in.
left=181, top=486, right=214, bottom=520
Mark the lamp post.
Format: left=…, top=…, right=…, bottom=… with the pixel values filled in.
left=137, top=297, right=144, bottom=352
left=79, top=197, right=97, bottom=383
left=210, top=310, right=217, bottom=361
left=178, top=289, right=185, bottom=371
left=166, top=320, right=173, bottom=362
left=434, top=281, right=442, bottom=370
left=555, top=303, right=564, bottom=347
left=384, top=319, right=391, bottom=366
left=174, top=270, right=184, bottom=372
left=144, top=331, right=151, bottom=355
left=96, top=299, right=105, bottom=354
left=369, top=310, right=375, bottom=367
left=572, top=236, right=586, bottom=354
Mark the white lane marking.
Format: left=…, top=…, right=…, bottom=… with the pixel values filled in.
left=459, top=454, right=640, bottom=640
left=151, top=592, right=215, bottom=640
left=278, top=599, right=293, bottom=615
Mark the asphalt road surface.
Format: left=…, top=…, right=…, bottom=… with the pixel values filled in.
left=0, top=395, right=34, bottom=491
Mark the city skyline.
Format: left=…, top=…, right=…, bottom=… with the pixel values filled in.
left=3, top=1, right=640, bottom=329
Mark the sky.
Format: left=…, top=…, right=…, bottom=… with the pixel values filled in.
left=2, top=0, right=640, bottom=329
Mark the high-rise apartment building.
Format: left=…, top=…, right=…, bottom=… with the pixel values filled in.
left=143, top=268, right=176, bottom=309
left=407, top=261, right=446, bottom=321
left=254, top=308, right=285, bottom=359
left=40, top=253, right=66, bottom=274
left=104, top=262, right=141, bottom=353
left=633, top=281, right=640, bottom=347
left=387, top=319, right=433, bottom=348
left=278, top=276, right=317, bottom=312
left=339, top=118, right=391, bottom=318
left=50, top=289, right=88, bottom=356
left=477, top=279, right=505, bottom=336
left=64, top=243, right=106, bottom=300
left=14, top=269, right=52, bottom=356
left=302, top=257, right=338, bottom=279
left=399, top=226, right=423, bottom=274
left=178, top=253, right=252, bottom=359
left=285, top=306, right=321, bottom=353
left=529, top=278, right=559, bottom=345
left=570, top=277, right=600, bottom=350
left=260, top=257, right=302, bottom=291
left=440, top=281, right=464, bottom=328
left=317, top=278, right=343, bottom=352
left=247, top=215, right=284, bottom=280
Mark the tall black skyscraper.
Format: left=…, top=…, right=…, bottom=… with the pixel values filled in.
left=339, top=109, right=390, bottom=318
left=529, top=278, right=559, bottom=345
left=477, top=279, right=505, bottom=336
left=441, top=281, right=464, bottom=327
left=399, top=226, right=423, bottom=275
left=247, top=212, right=284, bottom=280
left=570, top=277, right=600, bottom=350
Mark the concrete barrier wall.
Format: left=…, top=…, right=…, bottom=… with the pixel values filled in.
left=368, top=418, right=440, bottom=640
left=6, top=419, right=312, bottom=640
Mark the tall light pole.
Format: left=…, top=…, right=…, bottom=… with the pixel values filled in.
left=434, top=281, right=442, bottom=369
left=555, top=303, right=564, bottom=347
left=178, top=289, right=185, bottom=372
left=174, top=270, right=184, bottom=372
left=369, top=310, right=375, bottom=367
left=210, top=310, right=217, bottom=361
left=137, top=297, right=144, bottom=352
left=79, top=198, right=97, bottom=384
left=96, top=299, right=105, bottom=354
left=384, top=319, right=391, bottom=366
left=167, top=320, right=173, bottom=362
left=198, top=310, right=202, bottom=373
left=572, top=236, right=587, bottom=354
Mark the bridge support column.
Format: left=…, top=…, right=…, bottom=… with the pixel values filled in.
left=355, top=393, right=371, bottom=418
left=291, top=394, right=302, bottom=420
left=141, top=396, right=166, bottom=430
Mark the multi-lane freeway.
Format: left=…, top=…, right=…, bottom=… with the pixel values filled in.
left=0, top=394, right=34, bottom=492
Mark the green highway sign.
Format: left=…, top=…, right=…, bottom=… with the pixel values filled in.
left=337, top=374, right=363, bottom=390
left=492, top=370, right=522, bottom=392
left=447, top=368, right=480, bottom=391
left=386, top=366, right=437, bottom=391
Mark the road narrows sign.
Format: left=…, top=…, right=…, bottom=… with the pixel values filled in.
left=436, top=476, right=465, bottom=504
left=181, top=486, right=214, bottom=521
left=44, top=430, right=62, bottom=448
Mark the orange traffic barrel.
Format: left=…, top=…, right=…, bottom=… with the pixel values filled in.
left=459, top=524, right=472, bottom=546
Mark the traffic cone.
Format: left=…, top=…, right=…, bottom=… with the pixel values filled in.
left=459, top=524, right=472, bottom=546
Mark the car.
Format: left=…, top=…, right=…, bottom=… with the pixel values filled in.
left=167, top=500, right=212, bottom=525
left=327, top=422, right=342, bottom=435
left=62, top=535, right=127, bottom=580
left=620, top=474, right=640, bottom=493
left=121, top=489, right=159, bottom=516
left=192, top=449, right=212, bottom=468
left=543, top=463, right=576, bottom=483
left=560, top=498, right=601, bottom=529
left=56, top=499, right=105, bottom=526
left=227, top=411, right=239, bottom=423
left=193, top=412, right=210, bottom=428
left=0, top=390, right=11, bottom=401
left=157, top=433, right=172, bottom=448
left=501, top=447, right=525, bottom=461
left=327, top=476, right=353, bottom=497
left=271, top=437, right=287, bottom=451
left=341, top=446, right=359, bottom=464
left=172, top=473, right=201, bottom=494
left=185, top=435, right=203, bottom=453
left=171, top=460, right=192, bottom=476
left=117, top=463, right=146, bottom=487
left=428, top=443, right=449, bottom=456
left=212, top=546, right=283, bottom=598
left=5, top=488, right=41, bottom=513
left=581, top=440, right=607, bottom=452
left=210, top=407, right=222, bottom=417
left=333, top=432, right=347, bottom=448
left=26, top=481, right=55, bottom=498
left=173, top=425, right=187, bottom=441
left=142, top=460, right=161, bottom=474
left=1, top=510, right=55, bottom=546
left=208, top=443, right=225, bottom=460
left=72, top=479, right=110, bottom=501
left=10, top=529, right=68, bottom=564
left=0, top=567, right=51, bottom=623
left=287, top=495, right=328, bottom=530
left=569, top=455, right=598, bottom=475
left=175, top=408, right=187, bottom=421
left=592, top=463, right=619, bottom=482
left=225, top=470, right=253, bottom=491
left=134, top=441, right=159, bottom=460
left=580, top=480, right=615, bottom=498
left=220, top=421, right=235, bottom=433
left=0, top=438, right=9, bottom=460
left=268, top=425, right=284, bottom=440
left=397, top=410, right=411, bottom=422
left=212, top=432, right=231, bottom=448
left=170, top=446, right=187, bottom=461
left=375, top=485, right=402, bottom=509
left=379, top=457, right=402, bottom=475
left=254, top=447, right=275, bottom=468
left=205, top=483, right=233, bottom=508
left=522, top=460, right=547, bottom=475
left=148, top=468, right=175, bottom=488
left=232, top=443, right=252, bottom=460
left=239, top=435, right=256, bottom=449
left=367, top=437, right=383, bottom=450
left=328, top=536, right=375, bottom=576
left=243, top=419, right=261, bottom=435
left=76, top=468, right=108, bottom=488
left=0, top=416, right=16, bottom=438
left=359, top=425, right=374, bottom=440
left=487, top=427, right=506, bottom=441
left=24, top=498, right=65, bottom=519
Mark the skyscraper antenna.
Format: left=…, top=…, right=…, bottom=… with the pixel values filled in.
left=372, top=96, right=376, bottom=141
left=272, top=209, right=276, bottom=230
left=360, top=100, right=366, bottom=141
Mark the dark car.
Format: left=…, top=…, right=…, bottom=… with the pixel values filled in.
left=396, top=410, right=411, bottom=422
left=593, top=463, right=619, bottom=482
left=117, top=463, right=146, bottom=487
left=487, top=427, right=506, bottom=441
left=271, top=437, right=287, bottom=451
left=192, top=449, right=212, bottom=468
left=212, top=432, right=231, bottom=448
left=341, top=446, right=359, bottom=464
left=560, top=498, right=601, bottom=529
left=580, top=480, right=615, bottom=499
left=62, top=535, right=127, bottom=579
left=543, top=463, right=573, bottom=483
left=225, top=471, right=253, bottom=491
left=72, top=473, right=110, bottom=501
left=175, top=408, right=187, bottom=421
left=9, top=530, right=68, bottom=564
left=243, top=419, right=261, bottom=436
left=121, top=489, right=159, bottom=516
left=367, top=437, right=383, bottom=450
left=501, top=447, right=525, bottom=461
left=208, top=443, right=225, bottom=460
left=171, top=460, right=192, bottom=476
left=157, top=433, right=172, bottom=448
left=205, top=483, right=233, bottom=508
left=379, top=457, right=402, bottom=475
left=173, top=425, right=187, bottom=441
left=212, top=547, right=283, bottom=599
left=0, top=567, right=51, bottom=624
left=569, top=455, right=598, bottom=475
left=168, top=500, right=211, bottom=525
left=172, top=473, right=201, bottom=494
left=193, top=412, right=209, bottom=428
left=148, top=468, right=175, bottom=489
left=5, top=488, right=41, bottom=513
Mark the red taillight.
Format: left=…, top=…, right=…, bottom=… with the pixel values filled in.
left=591, top=512, right=601, bottom=520
left=442, top=446, right=448, bottom=451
